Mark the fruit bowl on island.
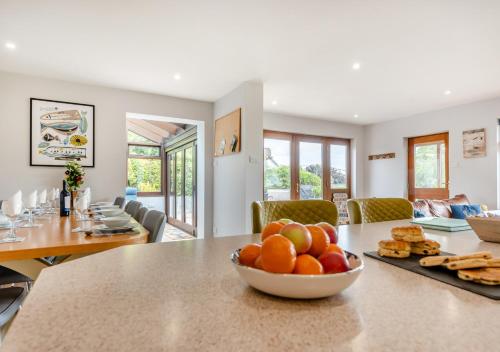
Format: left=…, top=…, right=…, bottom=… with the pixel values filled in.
left=230, top=220, right=364, bottom=299
left=231, top=249, right=363, bottom=299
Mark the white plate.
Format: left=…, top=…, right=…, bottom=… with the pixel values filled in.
left=231, top=250, right=364, bottom=299
left=90, top=202, right=113, bottom=207
left=98, top=209, right=125, bottom=217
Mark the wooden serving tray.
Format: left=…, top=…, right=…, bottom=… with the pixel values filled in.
left=364, top=251, right=500, bottom=300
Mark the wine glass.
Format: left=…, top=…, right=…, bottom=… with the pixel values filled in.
left=24, top=191, right=38, bottom=227
left=1, top=201, right=25, bottom=243
left=75, top=194, right=89, bottom=220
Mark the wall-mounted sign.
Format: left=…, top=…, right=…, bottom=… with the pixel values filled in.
left=368, top=152, right=396, bottom=161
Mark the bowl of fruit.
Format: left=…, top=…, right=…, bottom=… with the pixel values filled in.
left=231, top=220, right=364, bottom=299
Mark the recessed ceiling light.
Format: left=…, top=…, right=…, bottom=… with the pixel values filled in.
left=444, top=90, right=452, bottom=95
left=5, top=42, right=16, bottom=50
left=173, top=73, right=181, bottom=80
left=271, top=100, right=277, bottom=105
left=352, top=62, right=361, bottom=70
left=354, top=114, right=359, bottom=118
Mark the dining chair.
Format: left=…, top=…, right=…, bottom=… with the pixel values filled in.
left=347, top=198, right=414, bottom=224
left=142, top=210, right=166, bottom=243
left=136, top=207, right=148, bottom=224
left=0, top=266, right=32, bottom=288
left=0, top=286, right=27, bottom=328
left=124, top=201, right=142, bottom=219
left=251, top=200, right=338, bottom=234
left=113, top=197, right=126, bottom=209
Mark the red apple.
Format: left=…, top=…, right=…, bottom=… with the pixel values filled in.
left=318, top=252, right=350, bottom=274
left=279, top=223, right=312, bottom=254
left=278, top=218, right=294, bottom=225
left=317, top=222, right=338, bottom=244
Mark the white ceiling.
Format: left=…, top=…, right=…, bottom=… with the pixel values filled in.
left=1, top=0, right=500, bottom=124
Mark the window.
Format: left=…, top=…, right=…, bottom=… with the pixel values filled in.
left=263, top=131, right=351, bottom=201
left=264, top=137, right=291, bottom=200
left=127, top=131, right=163, bottom=195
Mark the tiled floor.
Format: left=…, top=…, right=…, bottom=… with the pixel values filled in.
left=161, top=223, right=195, bottom=242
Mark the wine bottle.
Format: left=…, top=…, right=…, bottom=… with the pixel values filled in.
left=60, top=180, right=70, bottom=217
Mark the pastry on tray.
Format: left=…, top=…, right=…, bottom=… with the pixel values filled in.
left=419, top=251, right=492, bottom=267
left=410, top=240, right=440, bottom=256
left=446, top=258, right=489, bottom=270
left=458, top=267, right=500, bottom=285
left=378, top=240, right=411, bottom=258
left=391, top=225, right=425, bottom=242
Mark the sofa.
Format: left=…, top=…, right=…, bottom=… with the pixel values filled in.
left=412, top=194, right=472, bottom=218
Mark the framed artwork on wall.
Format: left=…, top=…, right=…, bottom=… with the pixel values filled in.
left=30, top=98, right=95, bottom=167
left=463, top=128, right=486, bottom=158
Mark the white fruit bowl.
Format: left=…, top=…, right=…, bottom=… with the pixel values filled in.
left=231, top=250, right=364, bottom=299
left=101, top=215, right=131, bottom=228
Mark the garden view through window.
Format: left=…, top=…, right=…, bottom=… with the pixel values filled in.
left=127, top=130, right=162, bottom=194
left=264, top=131, right=350, bottom=201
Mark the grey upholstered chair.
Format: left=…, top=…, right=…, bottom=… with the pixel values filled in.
left=142, top=210, right=166, bottom=243
left=114, top=197, right=126, bottom=209
left=0, top=266, right=32, bottom=287
left=135, top=207, right=148, bottom=223
left=0, top=286, right=27, bottom=327
left=124, top=201, right=142, bottom=218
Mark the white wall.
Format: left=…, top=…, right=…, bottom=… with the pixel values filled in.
left=213, top=82, right=264, bottom=236
left=264, top=112, right=365, bottom=197
left=0, top=71, right=214, bottom=236
left=364, top=97, right=500, bottom=208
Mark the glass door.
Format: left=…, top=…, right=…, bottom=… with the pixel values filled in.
left=263, top=134, right=292, bottom=200
left=298, top=141, right=323, bottom=200
left=166, top=140, right=197, bottom=235
left=408, top=133, right=449, bottom=201
left=263, top=131, right=351, bottom=201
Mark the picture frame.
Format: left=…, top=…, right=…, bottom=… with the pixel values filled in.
left=463, top=128, right=486, bottom=158
left=30, top=98, right=95, bottom=167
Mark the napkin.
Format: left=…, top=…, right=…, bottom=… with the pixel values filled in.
left=27, top=190, right=37, bottom=208
left=2, top=191, right=23, bottom=217
left=75, top=195, right=89, bottom=211
left=48, top=188, right=56, bottom=201
left=39, top=189, right=47, bottom=204
left=83, top=187, right=91, bottom=203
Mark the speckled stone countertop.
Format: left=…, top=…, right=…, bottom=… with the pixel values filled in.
left=2, top=220, right=500, bottom=351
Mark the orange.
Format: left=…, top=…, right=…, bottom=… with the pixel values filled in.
left=323, top=243, right=345, bottom=257
left=254, top=255, right=264, bottom=270
left=306, top=225, right=330, bottom=257
left=239, top=243, right=262, bottom=267
left=261, top=234, right=297, bottom=273
left=261, top=222, right=285, bottom=241
left=293, top=254, right=324, bottom=275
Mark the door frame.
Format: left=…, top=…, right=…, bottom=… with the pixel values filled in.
left=407, top=132, right=449, bottom=201
left=165, top=128, right=197, bottom=236
left=263, top=130, right=351, bottom=201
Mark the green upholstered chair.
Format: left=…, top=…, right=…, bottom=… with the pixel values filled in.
left=347, top=198, right=413, bottom=224
left=252, top=200, right=338, bottom=234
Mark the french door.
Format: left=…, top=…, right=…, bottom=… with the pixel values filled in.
left=263, top=131, right=351, bottom=201
left=166, top=140, right=196, bottom=235
left=408, top=132, right=449, bottom=201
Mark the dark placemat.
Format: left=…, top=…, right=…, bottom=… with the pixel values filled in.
left=364, top=251, right=500, bottom=300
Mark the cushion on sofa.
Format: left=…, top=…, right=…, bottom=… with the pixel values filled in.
left=450, top=204, right=482, bottom=219
left=413, top=200, right=432, bottom=217
left=428, top=200, right=452, bottom=217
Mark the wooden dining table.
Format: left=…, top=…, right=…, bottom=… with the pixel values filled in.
left=0, top=214, right=149, bottom=262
